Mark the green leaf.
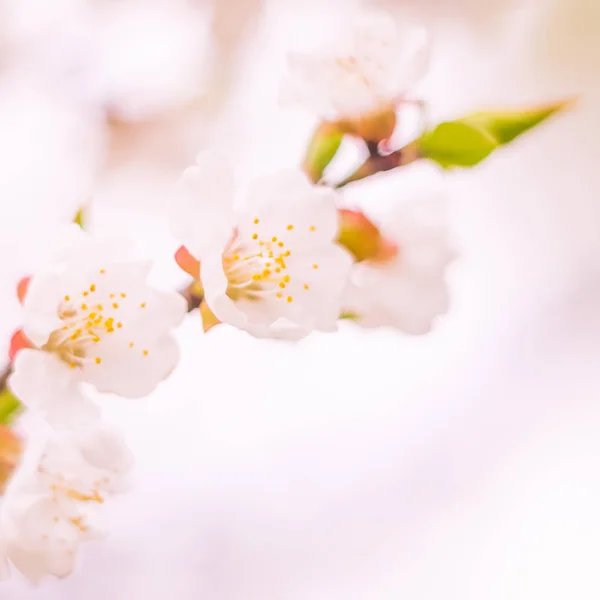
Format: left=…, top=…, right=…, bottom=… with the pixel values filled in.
left=418, top=121, right=498, bottom=168
left=0, top=388, right=21, bottom=425
left=417, top=98, right=573, bottom=169
left=303, top=123, right=344, bottom=183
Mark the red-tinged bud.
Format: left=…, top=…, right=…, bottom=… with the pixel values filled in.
left=0, top=424, right=22, bottom=494
left=175, top=245, right=200, bottom=279
left=16, top=276, right=30, bottom=304
left=9, top=329, right=32, bottom=362
left=337, top=209, right=398, bottom=263
left=199, top=300, right=221, bottom=333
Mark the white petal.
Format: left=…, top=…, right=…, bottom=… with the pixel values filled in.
left=201, top=252, right=251, bottom=330
left=171, top=154, right=235, bottom=258
left=82, top=333, right=180, bottom=398
left=22, top=272, right=67, bottom=347
left=238, top=170, right=340, bottom=249
left=9, top=350, right=81, bottom=409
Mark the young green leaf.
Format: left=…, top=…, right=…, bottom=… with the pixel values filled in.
left=417, top=98, right=573, bottom=169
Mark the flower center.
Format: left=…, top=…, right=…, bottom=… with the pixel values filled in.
left=223, top=226, right=296, bottom=304
left=41, top=270, right=149, bottom=368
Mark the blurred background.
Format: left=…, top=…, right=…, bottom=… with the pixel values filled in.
left=1, top=0, right=600, bottom=598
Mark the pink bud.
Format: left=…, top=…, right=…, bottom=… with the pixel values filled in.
left=0, top=425, right=22, bottom=495
left=337, top=209, right=398, bottom=263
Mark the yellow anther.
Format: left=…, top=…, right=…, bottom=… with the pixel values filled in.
left=263, top=269, right=271, bottom=277
left=287, top=224, right=294, bottom=230
left=279, top=282, right=286, bottom=289
left=278, top=242, right=284, bottom=248
left=120, top=293, right=126, bottom=298
left=275, top=267, right=281, bottom=273
left=252, top=274, right=261, bottom=281
left=97, top=304, right=104, bottom=311
left=95, top=357, right=102, bottom=364
left=69, top=362, right=77, bottom=369
left=109, top=293, right=115, bottom=298
left=254, top=218, right=260, bottom=224
left=140, top=302, right=146, bottom=309
left=89, top=312, right=97, bottom=320
left=233, top=254, right=240, bottom=261
left=83, top=291, right=89, bottom=297
left=143, top=350, right=149, bottom=356
left=81, top=303, right=88, bottom=310
left=129, top=342, right=134, bottom=348
left=304, top=284, right=310, bottom=290
left=64, top=295, right=70, bottom=302
left=99, top=269, right=106, bottom=274
left=276, top=292, right=283, bottom=299
left=112, top=303, right=119, bottom=309
left=313, top=264, right=319, bottom=269
left=90, top=284, right=96, bottom=292
left=310, top=225, right=316, bottom=232
left=252, top=233, right=258, bottom=240
left=283, top=275, right=290, bottom=283
left=287, top=296, right=293, bottom=303
left=272, top=236, right=278, bottom=243
left=284, top=250, right=291, bottom=257
left=117, top=322, right=122, bottom=328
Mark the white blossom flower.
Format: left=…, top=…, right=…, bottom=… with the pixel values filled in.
left=1, top=0, right=210, bottom=122
left=342, top=191, right=456, bottom=334
left=0, top=420, right=131, bottom=583
left=172, top=157, right=352, bottom=339
left=281, top=10, right=429, bottom=122
left=8, top=226, right=187, bottom=419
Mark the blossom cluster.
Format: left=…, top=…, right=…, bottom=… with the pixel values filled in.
left=0, top=5, right=564, bottom=586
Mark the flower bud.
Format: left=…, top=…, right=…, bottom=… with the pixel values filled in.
left=8, top=329, right=32, bottom=362
left=175, top=245, right=200, bottom=279
left=303, top=122, right=344, bottom=183
left=0, top=425, right=22, bottom=494
left=337, top=209, right=398, bottom=263
left=344, top=105, right=397, bottom=143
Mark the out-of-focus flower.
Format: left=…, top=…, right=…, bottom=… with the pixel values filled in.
left=1, top=0, right=210, bottom=123
left=8, top=226, right=186, bottom=423
left=172, top=157, right=352, bottom=339
left=342, top=191, right=455, bottom=334
left=0, top=421, right=131, bottom=584
left=281, top=10, right=429, bottom=140
left=0, top=426, right=22, bottom=495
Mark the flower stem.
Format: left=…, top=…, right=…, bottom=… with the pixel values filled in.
left=336, top=140, right=421, bottom=188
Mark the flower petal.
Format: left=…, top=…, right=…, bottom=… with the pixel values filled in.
left=171, top=154, right=235, bottom=258
left=83, top=332, right=180, bottom=398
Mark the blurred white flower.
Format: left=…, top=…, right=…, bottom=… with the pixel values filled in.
left=281, top=9, right=429, bottom=121
left=172, top=157, right=352, bottom=339
left=0, top=420, right=131, bottom=584
left=343, top=191, right=455, bottom=334
left=1, top=0, right=210, bottom=122
left=8, top=226, right=187, bottom=418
